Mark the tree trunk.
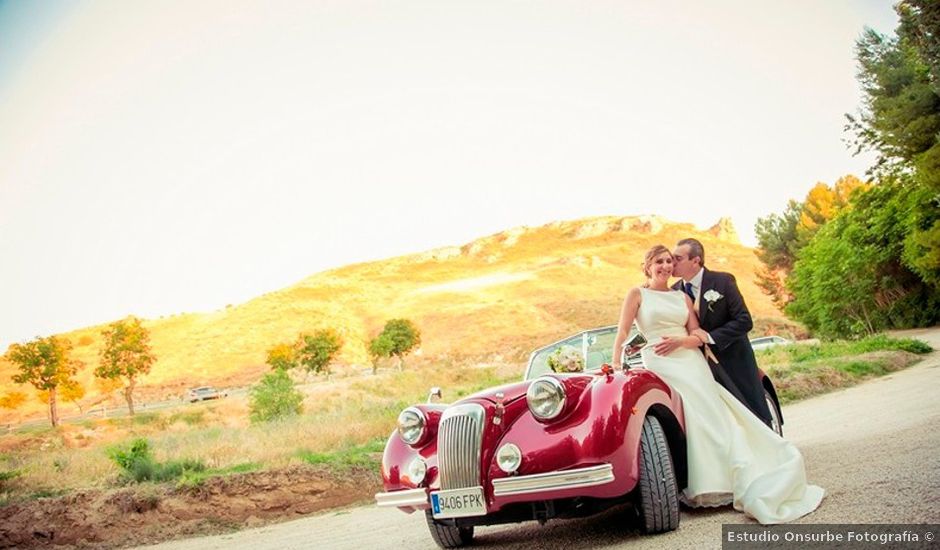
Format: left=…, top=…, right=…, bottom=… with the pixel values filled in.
left=397, top=354, right=404, bottom=372
left=125, top=377, right=136, bottom=416
left=49, top=387, right=59, bottom=427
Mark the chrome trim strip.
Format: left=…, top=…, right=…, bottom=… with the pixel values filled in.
left=491, top=464, right=615, bottom=497
left=374, top=488, right=428, bottom=508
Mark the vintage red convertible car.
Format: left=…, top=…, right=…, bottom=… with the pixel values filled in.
left=375, top=325, right=784, bottom=548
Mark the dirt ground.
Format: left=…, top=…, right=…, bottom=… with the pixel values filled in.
left=0, top=465, right=381, bottom=549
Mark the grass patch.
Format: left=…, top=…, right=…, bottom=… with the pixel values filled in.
left=13, top=424, right=56, bottom=436
left=295, top=438, right=386, bottom=471
left=756, top=335, right=931, bottom=365
left=167, top=409, right=207, bottom=427
left=0, top=469, right=21, bottom=490
left=766, top=351, right=923, bottom=403
left=131, top=412, right=164, bottom=427
left=176, top=461, right=261, bottom=489
left=28, top=488, right=68, bottom=499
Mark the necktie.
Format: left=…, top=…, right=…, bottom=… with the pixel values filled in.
left=684, top=281, right=696, bottom=302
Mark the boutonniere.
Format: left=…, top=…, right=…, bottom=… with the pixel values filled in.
left=703, top=289, right=723, bottom=312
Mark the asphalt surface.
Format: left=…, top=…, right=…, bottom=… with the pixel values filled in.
left=140, top=328, right=940, bottom=550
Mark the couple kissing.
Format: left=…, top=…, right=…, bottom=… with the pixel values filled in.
left=611, top=238, right=824, bottom=524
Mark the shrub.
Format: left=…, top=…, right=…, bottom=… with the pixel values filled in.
left=249, top=370, right=304, bottom=423
left=107, top=438, right=205, bottom=483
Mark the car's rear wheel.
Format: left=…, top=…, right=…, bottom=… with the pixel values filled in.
left=635, top=415, right=680, bottom=534
left=764, top=389, right=783, bottom=437
left=425, top=510, right=474, bottom=548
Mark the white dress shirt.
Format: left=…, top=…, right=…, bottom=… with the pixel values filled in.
left=684, top=268, right=715, bottom=345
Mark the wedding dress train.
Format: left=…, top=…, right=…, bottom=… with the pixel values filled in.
left=635, top=288, right=825, bottom=524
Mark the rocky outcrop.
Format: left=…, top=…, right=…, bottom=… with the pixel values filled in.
left=707, top=217, right=740, bottom=244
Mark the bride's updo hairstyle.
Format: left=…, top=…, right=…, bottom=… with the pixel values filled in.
left=642, top=245, right=673, bottom=284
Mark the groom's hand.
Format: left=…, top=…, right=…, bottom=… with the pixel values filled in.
left=653, top=336, right=683, bottom=356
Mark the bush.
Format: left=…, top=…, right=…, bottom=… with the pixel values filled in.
left=249, top=370, right=304, bottom=423
left=107, top=438, right=205, bottom=483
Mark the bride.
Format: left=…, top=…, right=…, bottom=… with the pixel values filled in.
left=611, top=244, right=824, bottom=524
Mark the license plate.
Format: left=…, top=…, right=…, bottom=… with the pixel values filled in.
left=430, top=486, right=486, bottom=519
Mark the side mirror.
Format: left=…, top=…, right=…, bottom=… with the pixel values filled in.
left=427, top=387, right=443, bottom=404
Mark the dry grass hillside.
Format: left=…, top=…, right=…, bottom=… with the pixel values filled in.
left=0, top=215, right=783, bottom=423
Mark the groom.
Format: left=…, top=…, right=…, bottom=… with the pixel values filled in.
left=671, top=238, right=774, bottom=426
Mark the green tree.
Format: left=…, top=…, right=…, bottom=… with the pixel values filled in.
left=248, top=369, right=304, bottom=423
left=846, top=4, right=940, bottom=285
left=372, top=319, right=421, bottom=371
left=847, top=22, right=940, bottom=178
left=901, top=1, right=940, bottom=91
left=787, top=180, right=940, bottom=337
left=7, top=336, right=82, bottom=427
left=797, top=176, right=868, bottom=244
left=754, top=176, right=867, bottom=310
left=265, top=342, right=298, bottom=371
left=754, top=199, right=803, bottom=309
left=295, top=329, right=343, bottom=376
left=95, top=316, right=156, bottom=416
left=367, top=333, right=394, bottom=375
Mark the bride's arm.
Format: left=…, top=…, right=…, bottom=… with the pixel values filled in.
left=612, top=288, right=641, bottom=369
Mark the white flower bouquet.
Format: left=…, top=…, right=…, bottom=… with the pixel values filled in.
left=547, top=345, right=585, bottom=373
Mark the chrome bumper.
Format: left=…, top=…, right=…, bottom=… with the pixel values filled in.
left=375, top=463, right=615, bottom=506
left=375, top=488, right=428, bottom=508
left=491, top=464, right=615, bottom=497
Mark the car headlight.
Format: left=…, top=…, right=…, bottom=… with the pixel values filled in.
left=406, top=457, right=427, bottom=485
left=526, top=377, right=566, bottom=420
left=397, top=407, right=426, bottom=445
left=496, top=443, right=522, bottom=473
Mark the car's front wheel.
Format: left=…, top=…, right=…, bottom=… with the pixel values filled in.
left=425, top=510, right=474, bottom=548
left=635, top=415, right=680, bottom=534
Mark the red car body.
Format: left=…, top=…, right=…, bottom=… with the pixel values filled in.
left=375, top=325, right=783, bottom=548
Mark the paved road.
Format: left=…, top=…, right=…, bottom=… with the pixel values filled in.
left=142, top=328, right=940, bottom=550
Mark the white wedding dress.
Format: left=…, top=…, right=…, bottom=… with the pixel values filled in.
left=635, top=288, right=825, bottom=524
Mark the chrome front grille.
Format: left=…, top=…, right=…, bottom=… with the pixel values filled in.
left=437, top=403, right=485, bottom=490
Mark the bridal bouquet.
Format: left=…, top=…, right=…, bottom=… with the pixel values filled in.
left=547, top=345, right=585, bottom=373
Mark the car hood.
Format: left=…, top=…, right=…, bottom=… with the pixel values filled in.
left=459, top=380, right=531, bottom=405
left=456, top=374, right=595, bottom=406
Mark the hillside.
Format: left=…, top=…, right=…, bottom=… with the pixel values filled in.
left=0, top=215, right=781, bottom=422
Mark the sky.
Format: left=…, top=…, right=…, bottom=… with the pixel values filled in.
left=0, top=0, right=899, bottom=349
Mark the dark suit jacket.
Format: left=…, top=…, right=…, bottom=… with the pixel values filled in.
left=673, top=268, right=773, bottom=425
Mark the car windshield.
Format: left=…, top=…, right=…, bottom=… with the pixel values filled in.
left=525, top=326, right=621, bottom=380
